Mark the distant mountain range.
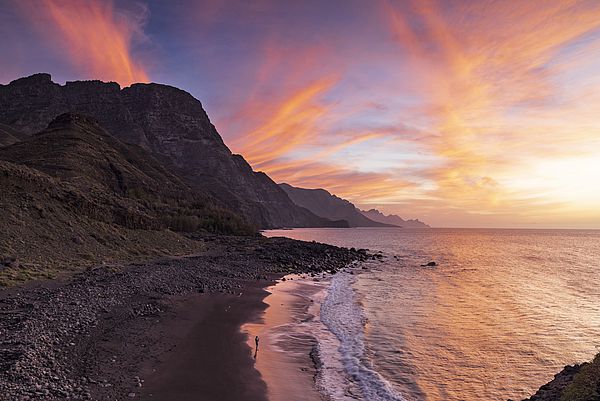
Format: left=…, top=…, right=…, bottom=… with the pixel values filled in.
left=360, top=209, right=430, bottom=228
left=279, top=183, right=391, bottom=227
left=280, top=183, right=429, bottom=228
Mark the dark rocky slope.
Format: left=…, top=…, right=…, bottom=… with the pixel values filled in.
left=0, top=73, right=342, bottom=229
left=279, top=183, right=392, bottom=227
left=519, top=364, right=583, bottom=401
left=521, top=354, right=600, bottom=401
left=0, top=123, right=27, bottom=147
left=0, top=113, right=256, bottom=284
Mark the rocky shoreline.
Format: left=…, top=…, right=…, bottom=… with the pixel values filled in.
left=518, top=364, right=582, bottom=401
left=0, top=235, right=371, bottom=401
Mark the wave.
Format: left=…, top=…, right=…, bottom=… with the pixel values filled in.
left=316, top=270, right=407, bottom=401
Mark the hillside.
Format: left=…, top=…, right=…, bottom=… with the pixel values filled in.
left=0, top=113, right=256, bottom=284
left=279, top=183, right=393, bottom=227
left=0, top=73, right=342, bottom=229
left=0, top=123, right=27, bottom=147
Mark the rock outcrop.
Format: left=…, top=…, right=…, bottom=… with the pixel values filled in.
left=521, top=364, right=584, bottom=401
left=0, top=123, right=27, bottom=147
left=279, top=183, right=392, bottom=227
left=0, top=73, right=343, bottom=228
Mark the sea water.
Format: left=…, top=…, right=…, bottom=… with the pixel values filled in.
left=263, top=228, right=600, bottom=401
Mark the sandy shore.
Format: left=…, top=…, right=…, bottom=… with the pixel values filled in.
left=242, top=275, right=331, bottom=401
left=0, top=235, right=372, bottom=401
left=139, top=284, right=270, bottom=401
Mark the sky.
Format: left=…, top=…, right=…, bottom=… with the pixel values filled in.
left=1, top=0, right=599, bottom=228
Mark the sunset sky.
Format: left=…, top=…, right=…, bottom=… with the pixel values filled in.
left=1, top=0, right=599, bottom=228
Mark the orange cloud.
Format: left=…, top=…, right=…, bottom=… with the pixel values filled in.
left=384, top=0, right=600, bottom=224
left=276, top=160, right=415, bottom=205
left=17, top=0, right=149, bottom=86
left=181, top=1, right=600, bottom=227
left=231, top=76, right=338, bottom=168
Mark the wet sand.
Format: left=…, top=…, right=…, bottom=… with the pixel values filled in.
left=139, top=283, right=271, bottom=401
left=242, top=275, right=330, bottom=401
left=140, top=275, right=330, bottom=401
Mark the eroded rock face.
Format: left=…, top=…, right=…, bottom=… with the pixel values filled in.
left=0, top=74, right=337, bottom=228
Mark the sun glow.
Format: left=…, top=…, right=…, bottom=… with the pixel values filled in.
left=512, top=156, right=600, bottom=209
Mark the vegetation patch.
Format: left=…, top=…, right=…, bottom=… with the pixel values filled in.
left=561, top=354, right=600, bottom=401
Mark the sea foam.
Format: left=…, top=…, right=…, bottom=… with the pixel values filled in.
left=316, top=269, right=407, bottom=401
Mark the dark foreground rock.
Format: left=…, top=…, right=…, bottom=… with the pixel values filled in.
left=0, top=235, right=369, bottom=401
left=520, top=364, right=584, bottom=401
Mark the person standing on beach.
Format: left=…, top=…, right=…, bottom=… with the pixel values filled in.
left=254, top=335, right=260, bottom=359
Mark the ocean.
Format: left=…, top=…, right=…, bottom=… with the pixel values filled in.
left=261, top=228, right=600, bottom=401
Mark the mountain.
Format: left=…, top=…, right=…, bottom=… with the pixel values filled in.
left=0, top=113, right=255, bottom=233
left=279, top=183, right=393, bottom=227
left=0, top=123, right=27, bottom=147
left=0, top=113, right=264, bottom=282
left=360, top=209, right=430, bottom=228
left=0, top=73, right=344, bottom=229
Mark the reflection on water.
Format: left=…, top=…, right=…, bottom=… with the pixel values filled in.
left=264, top=228, right=600, bottom=401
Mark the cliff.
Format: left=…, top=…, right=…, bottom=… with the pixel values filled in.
left=0, top=73, right=342, bottom=229
left=0, top=113, right=263, bottom=283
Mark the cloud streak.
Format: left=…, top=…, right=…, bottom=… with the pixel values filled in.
left=382, top=0, right=600, bottom=225
left=4, top=0, right=600, bottom=227
left=15, top=0, right=149, bottom=86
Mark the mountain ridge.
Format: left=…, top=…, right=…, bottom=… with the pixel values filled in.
left=0, top=113, right=255, bottom=283
left=279, top=183, right=395, bottom=227
left=0, top=73, right=344, bottom=229
left=360, top=208, right=430, bottom=228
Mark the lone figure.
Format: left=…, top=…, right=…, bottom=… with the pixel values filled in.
left=254, top=335, right=260, bottom=359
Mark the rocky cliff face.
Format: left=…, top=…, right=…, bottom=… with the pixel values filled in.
left=279, top=183, right=392, bottom=227
left=0, top=113, right=262, bottom=283
left=0, top=73, right=338, bottom=228
left=0, top=123, right=27, bottom=147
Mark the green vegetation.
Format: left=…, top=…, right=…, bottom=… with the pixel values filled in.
left=561, top=353, right=600, bottom=401
left=161, top=205, right=256, bottom=235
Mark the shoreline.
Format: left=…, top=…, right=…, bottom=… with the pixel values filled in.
left=138, top=282, right=271, bottom=401
left=241, top=274, right=331, bottom=401
left=0, top=235, right=371, bottom=401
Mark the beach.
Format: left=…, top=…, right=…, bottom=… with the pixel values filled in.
left=242, top=275, right=330, bottom=401
left=0, top=235, right=370, bottom=401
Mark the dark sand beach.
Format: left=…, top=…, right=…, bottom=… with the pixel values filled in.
left=139, top=285, right=270, bottom=401
left=0, top=235, right=370, bottom=401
